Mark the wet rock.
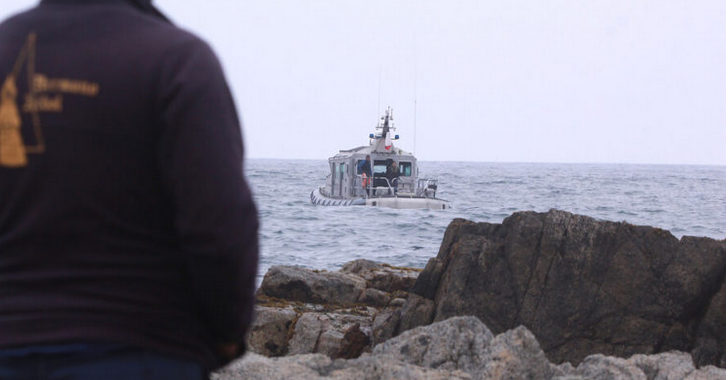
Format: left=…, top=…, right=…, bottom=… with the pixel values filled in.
left=402, top=210, right=726, bottom=366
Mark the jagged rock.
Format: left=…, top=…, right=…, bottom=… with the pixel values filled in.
left=214, top=352, right=472, bottom=380
left=287, top=313, right=322, bottom=355
left=627, top=351, right=696, bottom=380
left=212, top=353, right=332, bottom=380
left=247, top=306, right=297, bottom=356
left=373, top=316, right=493, bottom=378
left=403, top=210, right=726, bottom=366
left=482, top=325, right=556, bottom=380
left=562, top=353, right=726, bottom=380
left=569, top=354, right=647, bottom=380
left=287, top=310, right=374, bottom=357
left=258, top=266, right=367, bottom=305
left=340, top=259, right=420, bottom=293
left=684, top=366, right=726, bottom=380
left=223, top=316, right=726, bottom=380
left=325, top=355, right=472, bottom=379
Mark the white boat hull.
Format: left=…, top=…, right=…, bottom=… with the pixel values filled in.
left=311, top=187, right=449, bottom=210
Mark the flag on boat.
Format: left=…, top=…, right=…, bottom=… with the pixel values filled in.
left=384, top=131, right=392, bottom=151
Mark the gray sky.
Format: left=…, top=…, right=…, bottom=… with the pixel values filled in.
left=2, top=0, right=726, bottom=165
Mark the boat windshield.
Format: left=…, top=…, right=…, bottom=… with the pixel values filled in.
left=373, top=160, right=387, bottom=174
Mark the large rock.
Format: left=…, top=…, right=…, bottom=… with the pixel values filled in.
left=258, top=265, right=366, bottom=305
left=373, top=316, right=494, bottom=378
left=403, top=210, right=726, bottom=366
left=627, top=351, right=696, bottom=380
left=373, top=316, right=560, bottom=380
left=287, top=309, right=375, bottom=357
left=247, top=306, right=297, bottom=356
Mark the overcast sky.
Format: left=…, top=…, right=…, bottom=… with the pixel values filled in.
left=2, top=0, right=726, bottom=165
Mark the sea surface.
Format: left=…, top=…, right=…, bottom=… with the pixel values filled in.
left=247, top=159, right=726, bottom=285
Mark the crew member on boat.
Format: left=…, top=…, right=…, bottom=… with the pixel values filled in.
left=386, top=159, right=399, bottom=195
left=358, top=154, right=372, bottom=195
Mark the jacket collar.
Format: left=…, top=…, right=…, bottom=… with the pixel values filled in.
left=39, top=0, right=171, bottom=23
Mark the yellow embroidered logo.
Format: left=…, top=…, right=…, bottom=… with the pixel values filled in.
left=0, top=33, right=100, bottom=168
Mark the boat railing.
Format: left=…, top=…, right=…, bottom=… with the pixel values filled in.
left=352, top=175, right=401, bottom=197
left=416, top=179, right=439, bottom=198
left=348, top=175, right=438, bottom=198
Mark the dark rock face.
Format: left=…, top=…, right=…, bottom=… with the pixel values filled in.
left=404, top=209, right=726, bottom=367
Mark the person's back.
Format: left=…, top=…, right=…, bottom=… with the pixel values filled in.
left=0, top=0, right=258, bottom=377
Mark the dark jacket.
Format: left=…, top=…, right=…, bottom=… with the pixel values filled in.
left=386, top=162, right=399, bottom=182
left=0, top=0, right=258, bottom=371
left=357, top=159, right=372, bottom=176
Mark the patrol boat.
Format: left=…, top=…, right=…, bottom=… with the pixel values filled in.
left=310, top=107, right=450, bottom=210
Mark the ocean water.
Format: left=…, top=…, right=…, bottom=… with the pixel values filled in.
left=247, top=159, right=726, bottom=284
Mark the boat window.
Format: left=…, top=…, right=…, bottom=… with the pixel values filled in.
left=373, top=160, right=387, bottom=174
left=399, top=162, right=412, bottom=176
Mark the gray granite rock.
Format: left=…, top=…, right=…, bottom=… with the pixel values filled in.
left=627, top=351, right=696, bottom=380
left=213, top=352, right=471, bottom=380
left=683, top=366, right=726, bottom=380
left=373, top=316, right=493, bottom=378
left=247, top=306, right=297, bottom=356
left=569, top=354, right=647, bottom=380
left=482, top=325, right=555, bottom=380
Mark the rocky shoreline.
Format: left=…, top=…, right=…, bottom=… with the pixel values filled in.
left=218, top=210, right=725, bottom=380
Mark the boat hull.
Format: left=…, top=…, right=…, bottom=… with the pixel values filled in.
left=310, top=188, right=449, bottom=210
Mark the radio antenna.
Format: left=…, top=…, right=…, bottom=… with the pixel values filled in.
left=413, top=39, right=417, bottom=155
left=377, top=66, right=381, bottom=116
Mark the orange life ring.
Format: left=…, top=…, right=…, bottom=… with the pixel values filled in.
left=361, top=173, right=371, bottom=188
